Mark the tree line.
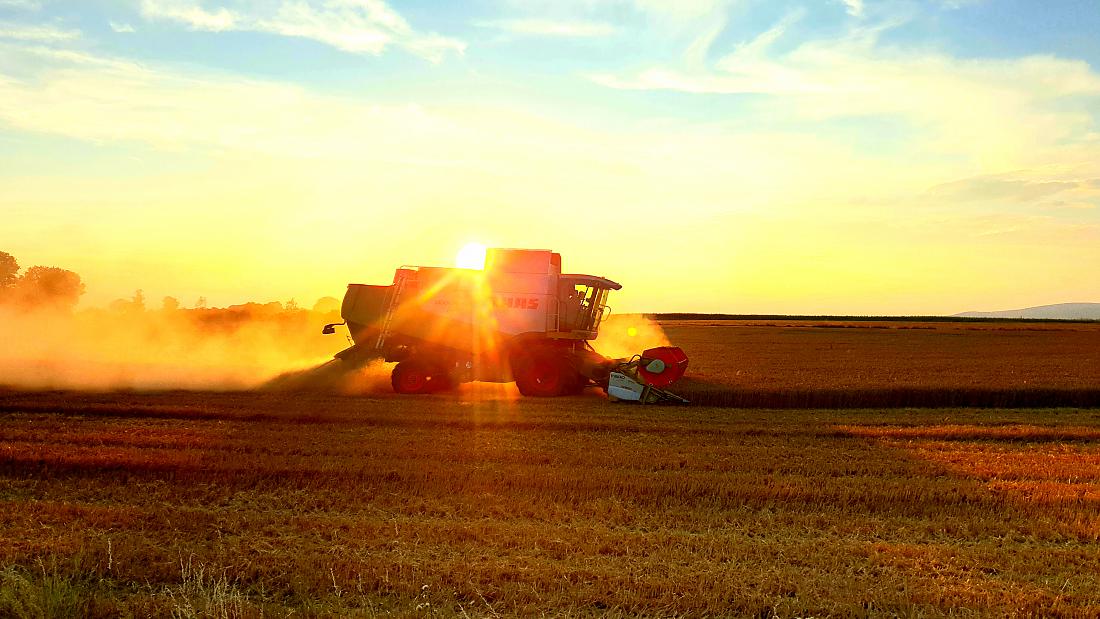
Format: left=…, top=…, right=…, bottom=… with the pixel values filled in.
left=1, top=250, right=341, bottom=316
left=0, top=250, right=84, bottom=310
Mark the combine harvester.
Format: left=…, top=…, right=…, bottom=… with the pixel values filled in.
left=322, top=247, right=688, bottom=403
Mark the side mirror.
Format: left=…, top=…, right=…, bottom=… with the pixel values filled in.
left=322, top=323, right=341, bottom=335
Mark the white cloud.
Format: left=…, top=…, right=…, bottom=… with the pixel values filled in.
left=0, top=40, right=911, bottom=199
left=5, top=34, right=1093, bottom=220
left=498, top=0, right=730, bottom=31
left=631, top=0, right=727, bottom=21
left=842, top=0, right=863, bottom=17
left=138, top=0, right=464, bottom=62
left=939, top=0, right=984, bottom=8
left=928, top=171, right=1100, bottom=213
left=110, top=21, right=137, bottom=33
left=0, top=22, right=80, bottom=42
left=477, top=18, right=617, bottom=38
left=0, top=43, right=586, bottom=171
left=593, top=15, right=1100, bottom=169
left=139, top=0, right=236, bottom=31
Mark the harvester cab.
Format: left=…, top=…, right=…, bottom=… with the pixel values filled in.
left=556, top=276, right=616, bottom=338
left=323, top=248, right=688, bottom=402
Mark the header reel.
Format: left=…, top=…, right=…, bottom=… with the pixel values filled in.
left=606, top=346, right=690, bottom=404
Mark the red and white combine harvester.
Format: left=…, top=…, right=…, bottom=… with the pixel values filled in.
left=323, top=247, right=688, bottom=403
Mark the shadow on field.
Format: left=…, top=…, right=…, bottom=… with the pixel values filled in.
left=829, top=420, right=1100, bottom=612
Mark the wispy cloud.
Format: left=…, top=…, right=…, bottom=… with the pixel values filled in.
left=477, top=18, right=617, bottom=38
left=0, top=0, right=41, bottom=10
left=841, top=0, right=864, bottom=18
left=930, top=175, right=1078, bottom=203
left=138, top=0, right=464, bottom=62
left=940, top=0, right=984, bottom=8
left=929, top=172, right=1100, bottom=211
left=110, top=21, right=136, bottom=33
left=139, top=0, right=235, bottom=31
left=630, top=0, right=730, bottom=23
left=0, top=43, right=559, bottom=165
left=592, top=13, right=1100, bottom=168
left=0, top=22, right=80, bottom=42
left=498, top=0, right=731, bottom=32
left=0, top=40, right=906, bottom=195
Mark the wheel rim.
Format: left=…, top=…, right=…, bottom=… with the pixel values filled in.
left=527, top=358, right=563, bottom=395
left=398, top=368, right=428, bottom=393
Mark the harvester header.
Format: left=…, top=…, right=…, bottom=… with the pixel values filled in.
left=323, top=248, right=687, bottom=402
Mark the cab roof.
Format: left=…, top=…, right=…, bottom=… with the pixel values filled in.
left=560, top=274, right=622, bottom=290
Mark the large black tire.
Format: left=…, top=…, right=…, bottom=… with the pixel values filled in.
left=564, top=374, right=588, bottom=395
left=391, top=360, right=438, bottom=394
left=512, top=350, right=580, bottom=397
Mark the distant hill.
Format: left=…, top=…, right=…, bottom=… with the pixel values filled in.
left=955, top=303, right=1100, bottom=320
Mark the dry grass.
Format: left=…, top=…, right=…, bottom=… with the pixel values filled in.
left=2, top=389, right=1099, bottom=616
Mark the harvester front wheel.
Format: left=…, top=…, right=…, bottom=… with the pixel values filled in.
left=513, top=352, right=572, bottom=397
left=391, top=360, right=437, bottom=395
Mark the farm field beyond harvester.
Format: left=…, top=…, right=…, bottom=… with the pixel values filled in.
left=2, top=388, right=1099, bottom=617
left=659, top=319, right=1100, bottom=408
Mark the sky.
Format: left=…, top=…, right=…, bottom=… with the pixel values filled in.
left=1, top=0, right=1099, bottom=315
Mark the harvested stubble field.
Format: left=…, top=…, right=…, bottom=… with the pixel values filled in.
left=2, top=388, right=1100, bottom=617
left=661, top=319, right=1100, bottom=407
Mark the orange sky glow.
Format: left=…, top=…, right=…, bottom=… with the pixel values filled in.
left=2, top=1, right=1099, bottom=315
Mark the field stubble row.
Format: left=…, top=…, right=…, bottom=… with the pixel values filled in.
left=0, top=389, right=1099, bottom=616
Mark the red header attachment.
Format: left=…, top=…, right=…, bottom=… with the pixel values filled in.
left=637, top=346, right=689, bottom=388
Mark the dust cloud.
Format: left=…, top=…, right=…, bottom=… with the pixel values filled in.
left=0, top=303, right=349, bottom=391
left=0, top=307, right=673, bottom=393
left=591, top=313, right=671, bottom=360
left=263, top=359, right=395, bottom=395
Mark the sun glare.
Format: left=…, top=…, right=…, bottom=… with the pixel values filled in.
left=455, top=243, right=487, bottom=270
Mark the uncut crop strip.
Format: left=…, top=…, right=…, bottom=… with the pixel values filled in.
left=660, top=320, right=1100, bottom=408
left=675, top=381, right=1100, bottom=408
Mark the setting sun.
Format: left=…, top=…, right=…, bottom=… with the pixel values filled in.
left=454, top=243, right=487, bottom=270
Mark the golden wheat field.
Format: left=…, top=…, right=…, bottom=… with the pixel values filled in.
left=1, top=320, right=1099, bottom=617
left=664, top=319, right=1100, bottom=407
left=664, top=319, right=1100, bottom=389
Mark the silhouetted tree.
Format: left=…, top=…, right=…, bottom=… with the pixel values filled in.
left=109, top=289, right=148, bottom=314
left=194, top=296, right=207, bottom=309
left=0, top=251, right=18, bottom=289
left=312, top=296, right=340, bottom=314
left=13, top=266, right=85, bottom=310
left=162, top=296, right=180, bottom=312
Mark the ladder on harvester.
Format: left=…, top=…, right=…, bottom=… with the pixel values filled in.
left=547, top=297, right=560, bottom=333
left=376, top=269, right=411, bottom=351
